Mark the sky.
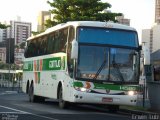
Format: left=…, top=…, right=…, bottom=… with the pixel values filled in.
left=0, top=0, right=155, bottom=42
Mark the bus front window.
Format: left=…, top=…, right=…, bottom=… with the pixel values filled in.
left=77, top=46, right=109, bottom=80
left=109, top=48, right=139, bottom=82
left=77, top=45, right=139, bottom=83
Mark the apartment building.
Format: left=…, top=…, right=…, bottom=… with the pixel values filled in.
left=142, top=0, right=160, bottom=53
left=37, top=11, right=51, bottom=32
left=6, top=21, right=31, bottom=45
left=155, top=0, right=160, bottom=24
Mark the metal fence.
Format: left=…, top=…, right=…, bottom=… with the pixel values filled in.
left=0, top=79, right=22, bottom=92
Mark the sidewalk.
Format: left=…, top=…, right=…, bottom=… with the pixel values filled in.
left=120, top=99, right=160, bottom=115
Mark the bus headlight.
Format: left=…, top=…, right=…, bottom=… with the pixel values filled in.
left=80, top=87, right=87, bottom=92
left=128, top=91, right=134, bottom=96
left=127, top=91, right=138, bottom=96
left=74, top=87, right=91, bottom=92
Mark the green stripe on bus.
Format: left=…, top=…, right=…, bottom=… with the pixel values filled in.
left=23, top=61, right=33, bottom=71
left=23, top=57, right=65, bottom=71
left=94, top=83, right=138, bottom=91
left=73, top=81, right=83, bottom=87
left=73, top=81, right=139, bottom=91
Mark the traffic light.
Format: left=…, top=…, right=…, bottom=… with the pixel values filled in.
left=6, top=38, right=15, bottom=63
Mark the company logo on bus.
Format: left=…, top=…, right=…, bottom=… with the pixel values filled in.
left=106, top=89, right=110, bottom=94
left=120, top=86, right=137, bottom=91
left=49, top=60, right=61, bottom=68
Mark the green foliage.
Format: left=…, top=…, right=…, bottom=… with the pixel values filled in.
left=0, top=63, right=21, bottom=70
left=19, top=42, right=26, bottom=49
left=31, top=31, right=42, bottom=36
left=46, top=0, right=122, bottom=27
left=0, top=22, right=10, bottom=29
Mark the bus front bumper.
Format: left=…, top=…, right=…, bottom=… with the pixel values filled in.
left=72, top=91, right=138, bottom=106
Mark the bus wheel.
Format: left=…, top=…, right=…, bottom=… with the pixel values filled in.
left=29, top=84, right=38, bottom=102
left=58, top=87, right=68, bottom=109
left=38, top=96, right=45, bottom=102
left=107, top=105, right=119, bottom=113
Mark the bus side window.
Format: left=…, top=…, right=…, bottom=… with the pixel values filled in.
left=43, top=37, right=48, bottom=55
left=37, top=38, right=41, bottom=56
left=27, top=41, right=33, bottom=57
left=59, top=28, right=68, bottom=53
left=24, top=42, right=28, bottom=58
left=54, top=31, right=60, bottom=53
left=33, top=39, right=37, bottom=56
left=39, top=37, right=47, bottom=55
left=47, top=33, right=55, bottom=54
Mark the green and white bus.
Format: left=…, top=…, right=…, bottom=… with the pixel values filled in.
left=22, top=21, right=141, bottom=111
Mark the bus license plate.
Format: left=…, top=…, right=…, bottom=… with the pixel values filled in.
left=102, top=97, right=113, bottom=102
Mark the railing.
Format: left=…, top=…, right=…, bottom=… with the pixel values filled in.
left=0, top=79, right=22, bottom=92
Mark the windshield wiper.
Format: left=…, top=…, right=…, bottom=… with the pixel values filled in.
left=93, top=59, right=106, bottom=80
left=112, top=60, right=124, bottom=81
left=93, top=50, right=107, bottom=80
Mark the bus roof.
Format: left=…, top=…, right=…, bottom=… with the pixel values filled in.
left=27, top=21, right=136, bottom=41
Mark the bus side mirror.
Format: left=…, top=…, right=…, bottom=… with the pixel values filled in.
left=71, top=39, right=78, bottom=59
left=139, top=45, right=142, bottom=50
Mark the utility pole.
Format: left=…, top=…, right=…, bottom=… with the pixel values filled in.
left=8, top=38, right=12, bottom=90
left=6, top=38, right=15, bottom=90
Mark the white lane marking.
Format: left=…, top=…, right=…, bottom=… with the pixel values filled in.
left=0, top=91, right=17, bottom=96
left=0, top=112, right=25, bottom=114
left=0, top=93, right=5, bottom=95
left=0, top=105, right=28, bottom=114
left=0, top=105, right=59, bottom=120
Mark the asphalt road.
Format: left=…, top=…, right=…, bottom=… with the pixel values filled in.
left=0, top=90, right=153, bottom=120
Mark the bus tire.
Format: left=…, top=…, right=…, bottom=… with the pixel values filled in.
left=26, top=81, right=29, bottom=94
left=108, top=105, right=119, bottom=113
left=58, top=86, right=68, bottom=109
left=38, top=96, right=45, bottom=102
left=29, top=83, right=38, bottom=103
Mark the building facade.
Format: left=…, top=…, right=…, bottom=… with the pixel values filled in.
left=14, top=48, right=24, bottom=65
left=142, top=0, right=160, bottom=53
left=0, top=29, right=7, bottom=42
left=115, top=15, right=130, bottom=26
left=142, top=24, right=160, bottom=53
left=6, top=21, right=31, bottom=45
left=102, top=10, right=130, bottom=26
left=0, top=47, right=6, bottom=63
left=0, top=20, right=31, bottom=65
left=155, top=0, right=160, bottom=24
left=37, top=11, right=51, bottom=32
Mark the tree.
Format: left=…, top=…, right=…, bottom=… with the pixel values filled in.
left=0, top=22, right=10, bottom=29
left=46, top=0, right=122, bottom=27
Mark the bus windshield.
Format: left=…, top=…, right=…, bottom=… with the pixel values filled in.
left=77, top=45, right=139, bottom=82
left=76, top=27, right=139, bottom=83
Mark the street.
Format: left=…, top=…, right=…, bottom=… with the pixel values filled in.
left=0, top=91, right=134, bottom=120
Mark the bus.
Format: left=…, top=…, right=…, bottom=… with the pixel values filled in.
left=22, top=21, right=141, bottom=111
